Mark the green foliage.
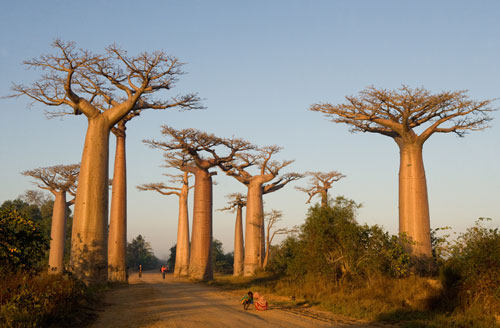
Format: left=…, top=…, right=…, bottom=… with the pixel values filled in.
left=441, top=218, right=500, bottom=315
left=126, top=234, right=159, bottom=270
left=212, top=239, right=234, bottom=274
left=166, top=244, right=176, bottom=270
left=1, top=198, right=53, bottom=239
left=268, top=196, right=411, bottom=283
left=0, top=208, right=49, bottom=272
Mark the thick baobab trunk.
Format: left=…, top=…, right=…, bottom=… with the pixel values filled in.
left=48, top=191, right=67, bottom=274
left=189, top=169, right=213, bottom=280
left=321, top=190, right=328, bottom=208
left=244, top=181, right=264, bottom=276
left=398, top=142, right=432, bottom=257
left=108, top=131, right=127, bottom=282
left=174, top=181, right=190, bottom=276
left=233, top=205, right=244, bottom=276
left=71, top=117, right=110, bottom=284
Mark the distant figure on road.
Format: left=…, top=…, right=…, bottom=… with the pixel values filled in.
left=138, top=264, right=143, bottom=278
left=161, top=265, right=167, bottom=279
left=241, top=291, right=254, bottom=310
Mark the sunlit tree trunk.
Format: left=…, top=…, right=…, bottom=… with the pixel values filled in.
left=48, top=191, right=67, bottom=274
left=321, top=191, right=328, bottom=208
left=175, top=179, right=190, bottom=276
left=71, top=116, right=110, bottom=283
left=233, top=205, right=244, bottom=276
left=244, top=181, right=264, bottom=276
left=189, top=168, right=213, bottom=280
left=397, top=141, right=432, bottom=257
left=108, top=129, right=127, bottom=282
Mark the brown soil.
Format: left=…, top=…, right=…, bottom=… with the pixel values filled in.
left=89, top=272, right=394, bottom=328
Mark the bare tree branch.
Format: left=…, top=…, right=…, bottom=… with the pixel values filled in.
left=21, top=163, right=80, bottom=194
left=295, top=171, right=346, bottom=205
left=310, top=85, right=496, bottom=144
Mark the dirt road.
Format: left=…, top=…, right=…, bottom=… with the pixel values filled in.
left=90, top=272, right=388, bottom=328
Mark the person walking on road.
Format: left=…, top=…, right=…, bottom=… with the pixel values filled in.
left=138, top=264, right=143, bottom=278
left=161, top=265, right=167, bottom=279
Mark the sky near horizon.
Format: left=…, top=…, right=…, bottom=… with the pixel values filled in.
left=1, top=1, right=499, bottom=259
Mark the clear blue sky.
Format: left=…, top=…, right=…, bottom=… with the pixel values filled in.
left=1, top=0, right=499, bottom=258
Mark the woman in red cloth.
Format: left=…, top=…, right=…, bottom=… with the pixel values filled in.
left=253, top=292, right=268, bottom=311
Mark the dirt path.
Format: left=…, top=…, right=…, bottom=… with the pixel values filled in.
left=90, top=272, right=391, bottom=328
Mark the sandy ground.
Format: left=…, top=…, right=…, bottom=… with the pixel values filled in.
left=89, top=272, right=394, bottom=328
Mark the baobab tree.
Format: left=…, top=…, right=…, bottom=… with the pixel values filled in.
left=21, top=164, right=80, bottom=274
left=220, top=146, right=302, bottom=276
left=137, top=170, right=193, bottom=276
left=108, top=115, right=136, bottom=282
left=219, top=193, right=247, bottom=276
left=11, top=40, right=200, bottom=283
left=311, top=85, right=495, bottom=257
left=296, top=171, right=346, bottom=207
left=144, top=127, right=253, bottom=280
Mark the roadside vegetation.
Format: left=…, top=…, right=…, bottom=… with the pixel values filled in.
left=209, top=197, right=500, bottom=328
left=0, top=204, right=99, bottom=327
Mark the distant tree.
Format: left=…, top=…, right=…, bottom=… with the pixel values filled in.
left=11, top=40, right=200, bottom=283
left=219, top=193, right=246, bottom=276
left=144, top=127, right=253, bottom=281
left=0, top=208, right=49, bottom=272
left=126, top=235, right=159, bottom=271
left=138, top=170, right=193, bottom=276
left=219, top=146, right=302, bottom=275
left=20, top=190, right=52, bottom=207
left=212, top=239, right=234, bottom=274
left=22, top=164, right=79, bottom=274
left=263, top=209, right=297, bottom=269
left=311, top=86, right=495, bottom=258
left=296, top=171, right=345, bottom=208
left=166, top=244, right=177, bottom=271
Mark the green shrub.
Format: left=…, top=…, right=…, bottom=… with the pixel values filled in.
left=0, top=272, right=89, bottom=327
left=268, top=196, right=411, bottom=284
left=443, top=218, right=500, bottom=314
left=0, top=208, right=49, bottom=272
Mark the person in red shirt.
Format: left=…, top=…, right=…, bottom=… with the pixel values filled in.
left=161, top=265, right=167, bottom=279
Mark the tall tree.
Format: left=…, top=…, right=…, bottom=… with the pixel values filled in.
left=219, top=193, right=246, bottom=276
left=219, top=146, right=302, bottom=275
left=21, top=164, right=79, bottom=274
left=11, top=40, right=200, bottom=283
left=144, top=127, right=253, bottom=280
left=311, top=86, right=494, bottom=257
left=137, top=171, right=193, bottom=276
left=296, top=171, right=345, bottom=208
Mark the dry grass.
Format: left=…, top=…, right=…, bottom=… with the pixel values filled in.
left=210, top=273, right=500, bottom=328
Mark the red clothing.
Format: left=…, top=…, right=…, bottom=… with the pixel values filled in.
left=253, top=292, right=268, bottom=311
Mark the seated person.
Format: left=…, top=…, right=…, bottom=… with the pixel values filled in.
left=240, top=291, right=254, bottom=310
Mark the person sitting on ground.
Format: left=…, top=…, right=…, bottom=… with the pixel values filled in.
left=241, top=291, right=254, bottom=310
left=253, top=292, right=268, bottom=311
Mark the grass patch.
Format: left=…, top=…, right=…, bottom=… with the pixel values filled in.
left=210, top=273, right=500, bottom=327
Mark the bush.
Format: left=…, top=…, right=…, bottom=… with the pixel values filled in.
left=0, top=208, right=49, bottom=272
left=268, top=196, right=411, bottom=284
left=0, top=271, right=89, bottom=327
left=442, top=218, right=500, bottom=314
